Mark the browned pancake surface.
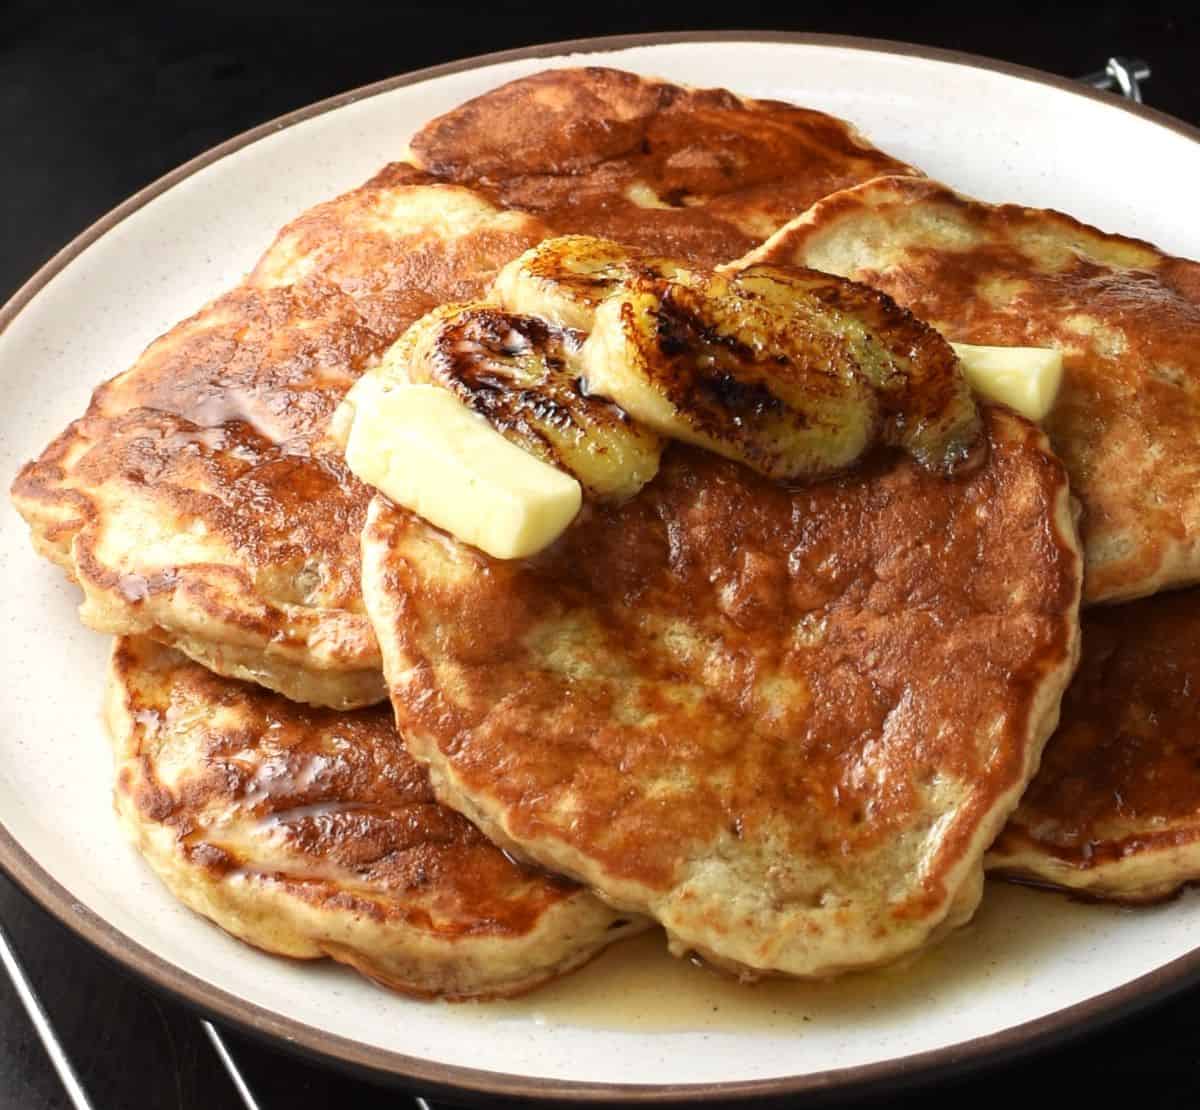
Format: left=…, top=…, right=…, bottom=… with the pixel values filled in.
left=364, top=408, right=1082, bottom=977
left=988, top=589, right=1200, bottom=901
left=12, top=169, right=553, bottom=705
left=745, top=174, right=1200, bottom=603
left=109, top=637, right=644, bottom=999
left=408, top=67, right=919, bottom=267
left=13, top=69, right=919, bottom=705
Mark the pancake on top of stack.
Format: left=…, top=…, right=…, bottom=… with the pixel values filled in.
left=11, top=67, right=916, bottom=712
left=108, top=636, right=646, bottom=999
left=988, top=589, right=1200, bottom=904
left=362, top=400, right=1083, bottom=978
left=740, top=174, right=1200, bottom=605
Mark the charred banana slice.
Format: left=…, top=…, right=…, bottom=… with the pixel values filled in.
left=493, top=235, right=683, bottom=333
left=581, top=262, right=983, bottom=480
left=492, top=236, right=637, bottom=331
left=392, top=301, right=662, bottom=501
left=751, top=266, right=983, bottom=472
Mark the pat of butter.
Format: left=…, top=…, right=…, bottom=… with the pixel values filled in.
left=344, top=379, right=582, bottom=560
left=951, top=342, right=1064, bottom=422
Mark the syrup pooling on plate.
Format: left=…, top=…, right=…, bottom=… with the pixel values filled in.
left=461, top=883, right=1129, bottom=1033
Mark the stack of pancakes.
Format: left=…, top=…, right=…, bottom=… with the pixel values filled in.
left=11, top=67, right=1199, bottom=998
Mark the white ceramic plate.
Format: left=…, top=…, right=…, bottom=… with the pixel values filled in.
left=2, top=33, right=1199, bottom=1104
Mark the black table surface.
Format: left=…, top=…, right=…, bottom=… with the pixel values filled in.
left=3, top=2, right=1199, bottom=1107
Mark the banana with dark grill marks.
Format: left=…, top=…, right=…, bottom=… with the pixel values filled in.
left=390, top=301, right=663, bottom=501
left=580, top=260, right=984, bottom=480
left=492, top=235, right=682, bottom=332
left=492, top=236, right=637, bottom=331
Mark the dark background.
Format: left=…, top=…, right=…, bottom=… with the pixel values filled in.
left=2, top=2, right=1198, bottom=1107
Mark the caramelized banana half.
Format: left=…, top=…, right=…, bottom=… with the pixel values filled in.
left=493, top=236, right=636, bottom=331
left=581, top=261, right=984, bottom=480
left=749, top=266, right=984, bottom=472
left=493, top=235, right=682, bottom=332
left=388, top=302, right=663, bottom=501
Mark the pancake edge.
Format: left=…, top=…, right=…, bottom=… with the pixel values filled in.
left=362, top=412, right=1084, bottom=979
left=732, top=172, right=1200, bottom=606
left=105, top=637, right=649, bottom=1000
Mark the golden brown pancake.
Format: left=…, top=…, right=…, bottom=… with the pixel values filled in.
left=108, top=636, right=646, bottom=999
left=408, top=67, right=920, bottom=268
left=12, top=69, right=919, bottom=706
left=988, top=589, right=1200, bottom=903
left=362, top=408, right=1082, bottom=979
left=11, top=170, right=553, bottom=707
left=740, top=174, right=1200, bottom=604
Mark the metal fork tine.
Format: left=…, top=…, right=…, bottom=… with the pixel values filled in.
left=0, top=921, right=96, bottom=1110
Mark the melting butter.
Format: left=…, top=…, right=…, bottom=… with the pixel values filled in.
left=343, top=380, right=581, bottom=560
left=952, top=342, right=1063, bottom=421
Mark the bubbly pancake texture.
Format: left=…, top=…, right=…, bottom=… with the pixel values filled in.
left=408, top=67, right=919, bottom=267
left=988, top=589, right=1200, bottom=903
left=12, top=168, right=552, bottom=707
left=740, top=174, right=1200, bottom=604
left=107, top=637, right=645, bottom=999
left=363, top=408, right=1082, bottom=979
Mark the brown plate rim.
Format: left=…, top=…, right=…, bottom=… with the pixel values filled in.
left=2, top=29, right=1199, bottom=1105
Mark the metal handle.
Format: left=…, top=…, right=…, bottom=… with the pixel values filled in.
left=1080, top=56, right=1151, bottom=103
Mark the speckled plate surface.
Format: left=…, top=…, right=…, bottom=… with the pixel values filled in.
left=1, top=33, right=1199, bottom=1105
